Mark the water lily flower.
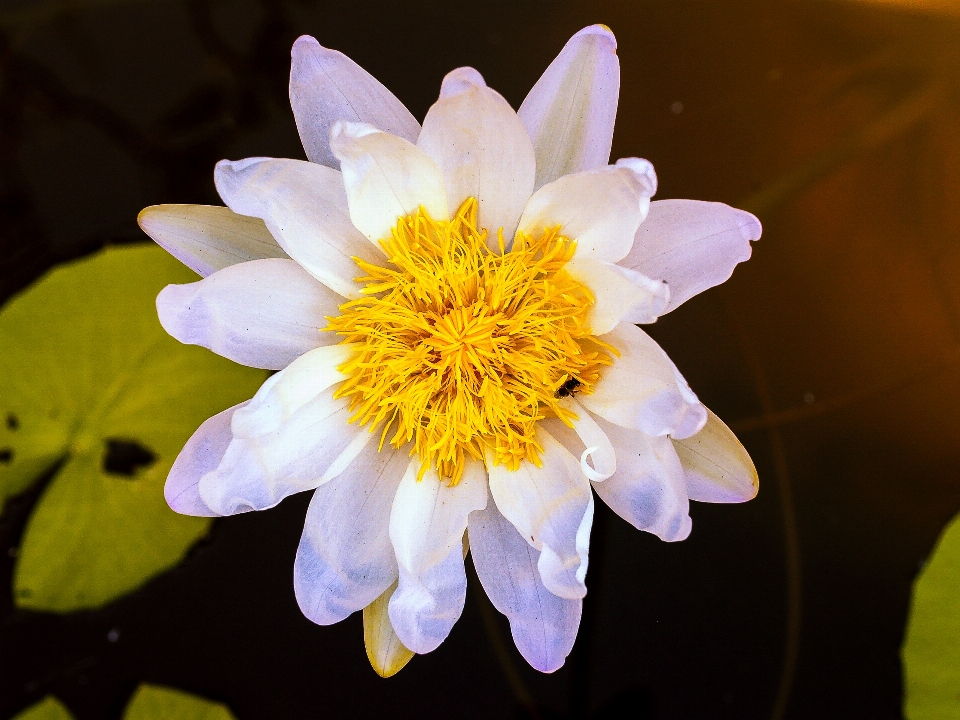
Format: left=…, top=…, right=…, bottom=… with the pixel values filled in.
left=139, top=25, right=761, bottom=677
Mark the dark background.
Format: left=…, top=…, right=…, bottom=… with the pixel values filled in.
left=2, top=0, right=960, bottom=718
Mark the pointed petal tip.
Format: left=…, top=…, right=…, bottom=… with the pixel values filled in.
left=573, top=24, right=617, bottom=49
left=738, top=211, right=763, bottom=242
left=369, top=653, right=413, bottom=678
left=661, top=513, right=692, bottom=542
left=213, top=157, right=270, bottom=199
left=163, top=480, right=218, bottom=517
left=137, top=205, right=158, bottom=232
left=163, top=405, right=245, bottom=518
left=364, top=586, right=416, bottom=678
left=538, top=546, right=589, bottom=600
left=439, top=67, right=487, bottom=98
left=615, top=157, right=658, bottom=198
left=673, top=402, right=708, bottom=439
left=675, top=409, right=759, bottom=504
left=329, top=120, right=383, bottom=150
left=516, top=632, right=571, bottom=673
left=215, top=156, right=266, bottom=175
left=154, top=283, right=186, bottom=339
left=292, top=35, right=320, bottom=53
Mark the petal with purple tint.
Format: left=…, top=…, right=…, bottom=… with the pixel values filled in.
left=156, top=258, right=341, bottom=371
left=289, top=36, right=420, bottom=167
left=469, top=498, right=582, bottom=672
left=620, top=199, right=761, bottom=313
left=417, top=68, right=535, bottom=247
left=138, top=204, right=287, bottom=277
left=518, top=25, right=620, bottom=189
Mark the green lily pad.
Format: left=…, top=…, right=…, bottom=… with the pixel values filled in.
left=902, top=510, right=960, bottom=719
left=9, top=686, right=236, bottom=720
left=123, top=684, right=235, bottom=720
left=0, top=244, right=266, bottom=612
left=10, top=697, right=74, bottom=720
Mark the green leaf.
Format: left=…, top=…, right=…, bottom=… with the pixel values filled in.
left=0, top=244, right=266, bottom=611
left=903, top=510, right=960, bottom=719
left=10, top=697, right=74, bottom=720
left=122, top=685, right=235, bottom=720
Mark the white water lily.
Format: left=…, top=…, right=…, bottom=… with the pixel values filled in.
left=140, top=25, right=761, bottom=676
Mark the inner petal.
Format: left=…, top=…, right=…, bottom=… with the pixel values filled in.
left=327, top=198, right=616, bottom=483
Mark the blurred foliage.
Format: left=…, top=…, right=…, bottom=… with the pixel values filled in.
left=12, top=684, right=236, bottom=720
left=9, top=697, right=71, bottom=720
left=0, top=244, right=266, bottom=611
left=902, top=510, right=960, bottom=719
left=122, top=684, right=235, bottom=720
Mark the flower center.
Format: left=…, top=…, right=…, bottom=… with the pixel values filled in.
left=328, top=198, right=613, bottom=484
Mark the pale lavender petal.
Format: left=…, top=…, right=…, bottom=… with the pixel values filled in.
left=164, top=403, right=247, bottom=517
left=469, top=499, right=582, bottom=672
left=330, top=121, right=448, bottom=244
left=290, top=36, right=420, bottom=167
left=156, top=258, right=342, bottom=371
left=673, top=408, right=758, bottom=503
left=517, top=159, right=656, bottom=264
left=388, top=459, right=487, bottom=654
left=620, top=199, right=761, bottom=313
left=198, top=393, right=365, bottom=515
left=294, top=442, right=408, bottom=625
left=565, top=256, right=669, bottom=334
left=417, top=67, right=535, bottom=246
left=518, top=25, right=620, bottom=189
left=138, top=204, right=288, bottom=277
left=580, top=323, right=707, bottom=439
left=592, top=415, right=691, bottom=542
left=196, top=346, right=365, bottom=515
left=487, top=429, right=593, bottom=600
left=214, top=157, right=382, bottom=298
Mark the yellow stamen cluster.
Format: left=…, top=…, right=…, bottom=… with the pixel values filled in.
left=328, top=198, right=612, bottom=484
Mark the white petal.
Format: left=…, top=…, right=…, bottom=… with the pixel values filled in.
left=330, top=121, right=449, bottom=243
left=591, top=415, right=691, bottom=542
left=487, top=429, right=593, bottom=600
left=138, top=204, right=287, bottom=277
left=387, top=459, right=487, bottom=654
left=156, top=258, right=342, bottom=371
left=565, top=255, right=669, bottom=334
left=620, top=199, right=761, bottom=313
left=468, top=499, right=581, bottom=673
left=289, top=36, right=420, bottom=168
left=214, top=157, right=381, bottom=298
left=539, top=404, right=616, bottom=484
left=199, top=394, right=363, bottom=515
left=294, top=442, right=408, bottom=625
left=673, top=408, right=758, bottom=503
left=417, top=68, right=535, bottom=247
left=518, top=25, right=620, bottom=189
left=517, top=159, right=656, bottom=264
left=568, top=398, right=616, bottom=481
left=580, top=323, right=707, bottom=439
left=165, top=403, right=247, bottom=517
left=197, top=347, right=364, bottom=514
left=230, top=344, right=353, bottom=437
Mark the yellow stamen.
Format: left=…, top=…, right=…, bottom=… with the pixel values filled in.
left=328, top=198, right=613, bottom=484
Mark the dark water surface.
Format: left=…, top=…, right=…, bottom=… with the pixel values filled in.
left=1, top=0, right=959, bottom=718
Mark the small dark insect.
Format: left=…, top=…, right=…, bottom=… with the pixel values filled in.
left=554, top=377, right=582, bottom=399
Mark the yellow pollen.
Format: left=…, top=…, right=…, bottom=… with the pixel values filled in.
left=327, top=198, right=613, bottom=484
